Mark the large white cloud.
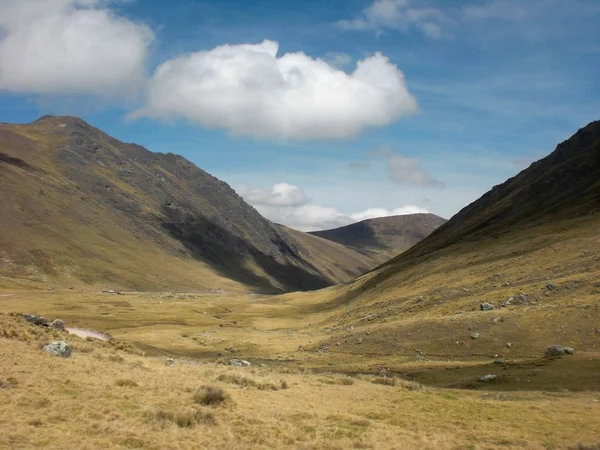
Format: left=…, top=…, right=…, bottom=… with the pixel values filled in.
left=236, top=183, right=308, bottom=207
left=132, top=40, right=418, bottom=140
left=338, top=0, right=448, bottom=39
left=0, top=0, right=153, bottom=95
left=237, top=183, right=429, bottom=231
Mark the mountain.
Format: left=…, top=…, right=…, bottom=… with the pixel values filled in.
left=309, top=213, right=446, bottom=261
left=0, top=116, right=376, bottom=293
left=306, top=120, right=600, bottom=371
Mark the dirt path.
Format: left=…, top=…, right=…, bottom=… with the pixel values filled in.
left=66, top=328, right=111, bottom=341
left=0, top=294, right=15, bottom=297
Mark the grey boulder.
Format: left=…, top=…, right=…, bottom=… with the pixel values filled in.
left=43, top=341, right=72, bottom=358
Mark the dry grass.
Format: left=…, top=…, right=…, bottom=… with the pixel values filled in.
left=2, top=314, right=600, bottom=449
left=192, top=386, right=228, bottom=406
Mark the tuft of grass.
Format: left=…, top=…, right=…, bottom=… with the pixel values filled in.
left=145, top=407, right=215, bottom=428
left=317, top=376, right=355, bottom=386
left=371, top=376, right=397, bottom=387
left=398, top=379, right=426, bottom=391
left=193, top=386, right=228, bottom=406
left=115, top=379, right=138, bottom=387
left=216, top=373, right=279, bottom=391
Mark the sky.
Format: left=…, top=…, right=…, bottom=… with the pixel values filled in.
left=0, top=0, right=598, bottom=231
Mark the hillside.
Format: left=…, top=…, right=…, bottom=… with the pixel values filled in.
left=0, top=116, right=374, bottom=293
left=309, top=213, right=446, bottom=261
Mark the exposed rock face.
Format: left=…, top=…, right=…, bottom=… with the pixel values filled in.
left=43, top=341, right=72, bottom=358
left=22, top=314, right=48, bottom=326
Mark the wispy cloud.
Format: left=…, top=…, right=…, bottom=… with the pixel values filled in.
left=337, top=0, right=450, bottom=39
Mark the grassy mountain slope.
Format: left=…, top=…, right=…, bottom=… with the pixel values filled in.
left=0, top=116, right=373, bottom=293
left=309, top=213, right=446, bottom=262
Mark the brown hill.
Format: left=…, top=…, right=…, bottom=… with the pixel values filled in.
left=0, top=116, right=375, bottom=293
left=293, top=120, right=600, bottom=375
left=309, top=213, right=446, bottom=261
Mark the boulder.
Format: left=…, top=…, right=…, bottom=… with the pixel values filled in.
left=545, top=345, right=565, bottom=357
left=43, top=341, right=72, bottom=358
left=22, top=314, right=48, bottom=326
left=479, top=374, right=497, bottom=382
left=480, top=302, right=496, bottom=311
left=50, top=319, right=65, bottom=331
left=228, top=359, right=251, bottom=367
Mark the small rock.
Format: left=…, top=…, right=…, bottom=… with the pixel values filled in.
left=546, top=283, right=556, bottom=290
left=480, top=302, right=496, bottom=311
left=494, top=359, right=505, bottom=365
left=506, top=342, right=512, bottom=349
left=43, top=341, right=71, bottom=358
left=518, top=294, right=528, bottom=303
left=336, top=342, right=341, bottom=346
left=356, top=338, right=363, bottom=345
left=501, top=298, right=513, bottom=307
left=416, top=296, right=424, bottom=303
left=491, top=316, right=502, bottom=324
left=564, top=347, right=575, bottom=355
left=228, top=359, right=251, bottom=367
left=166, top=358, right=175, bottom=366
left=479, top=374, right=497, bottom=382
left=49, top=319, right=65, bottom=331
left=545, top=345, right=565, bottom=357
left=471, top=332, right=480, bottom=340
left=594, top=282, right=600, bottom=288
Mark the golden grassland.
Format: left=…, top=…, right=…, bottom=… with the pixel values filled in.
left=1, top=214, right=599, bottom=448
left=2, top=314, right=600, bottom=450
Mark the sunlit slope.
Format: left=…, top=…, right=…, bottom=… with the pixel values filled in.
left=0, top=116, right=374, bottom=292
left=296, top=121, right=600, bottom=366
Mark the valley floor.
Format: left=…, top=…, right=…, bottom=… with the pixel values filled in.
left=1, top=313, right=600, bottom=450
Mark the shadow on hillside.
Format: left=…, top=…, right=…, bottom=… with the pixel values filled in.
left=160, top=205, right=331, bottom=294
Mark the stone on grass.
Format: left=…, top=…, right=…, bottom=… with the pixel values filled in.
left=471, top=332, right=480, bottom=340
left=416, top=296, right=425, bottom=303
left=43, top=341, right=71, bottom=358
left=545, top=345, right=565, bottom=357
left=506, top=342, right=512, bottom=349
left=480, top=302, right=496, bottom=311
left=564, top=347, right=575, bottom=355
left=479, top=374, right=497, bottom=382
left=501, top=298, right=513, bottom=307
left=228, top=359, right=251, bottom=367
left=546, top=283, right=556, bottom=290
left=49, top=319, right=65, bottom=331
left=22, top=314, right=48, bottom=326
left=494, top=359, right=505, bottom=365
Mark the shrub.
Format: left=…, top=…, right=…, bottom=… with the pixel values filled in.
left=193, top=386, right=227, bottom=406
left=115, top=379, right=138, bottom=387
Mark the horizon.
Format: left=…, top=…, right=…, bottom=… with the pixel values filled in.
left=0, top=0, right=598, bottom=231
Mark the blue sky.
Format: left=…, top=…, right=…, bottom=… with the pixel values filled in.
left=0, top=0, right=598, bottom=230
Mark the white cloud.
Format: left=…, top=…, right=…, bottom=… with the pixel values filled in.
left=337, top=0, right=448, bottom=39
left=463, top=1, right=529, bottom=21
left=0, top=0, right=153, bottom=95
left=237, top=183, right=308, bottom=207
left=387, top=154, right=444, bottom=187
left=351, top=145, right=444, bottom=187
left=237, top=183, right=429, bottom=231
left=132, top=40, right=418, bottom=140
